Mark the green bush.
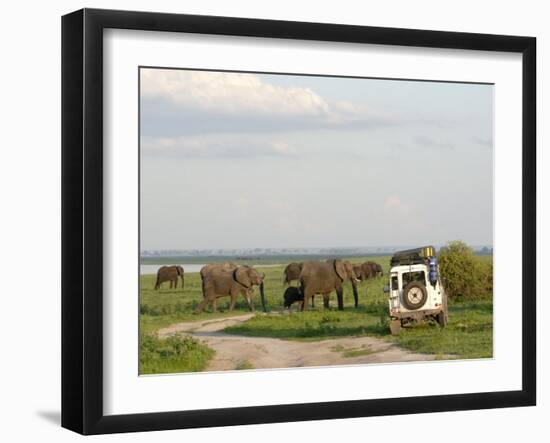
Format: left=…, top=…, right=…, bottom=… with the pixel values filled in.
left=139, top=333, right=215, bottom=374
left=438, top=241, right=493, bottom=300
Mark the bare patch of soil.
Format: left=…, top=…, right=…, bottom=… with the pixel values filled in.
left=157, top=314, right=441, bottom=371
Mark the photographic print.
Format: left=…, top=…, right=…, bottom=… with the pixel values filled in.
left=139, top=67, right=494, bottom=375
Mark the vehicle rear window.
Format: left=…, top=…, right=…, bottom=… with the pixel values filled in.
left=402, top=271, right=426, bottom=285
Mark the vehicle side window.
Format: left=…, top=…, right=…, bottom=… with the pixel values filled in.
left=391, top=276, right=398, bottom=290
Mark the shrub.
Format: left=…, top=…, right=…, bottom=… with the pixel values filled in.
left=438, top=241, right=493, bottom=300
left=140, top=333, right=215, bottom=374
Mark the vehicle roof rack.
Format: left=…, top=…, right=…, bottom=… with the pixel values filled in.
left=390, top=246, right=436, bottom=267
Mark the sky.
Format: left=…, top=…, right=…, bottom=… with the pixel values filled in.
left=140, top=68, right=493, bottom=251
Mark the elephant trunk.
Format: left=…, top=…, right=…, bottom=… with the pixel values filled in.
left=352, top=282, right=358, bottom=308
left=259, top=281, right=267, bottom=312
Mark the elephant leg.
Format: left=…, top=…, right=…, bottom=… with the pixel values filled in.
left=173, top=278, right=177, bottom=289
left=323, top=293, right=330, bottom=309
left=243, top=289, right=254, bottom=312
left=212, top=298, right=218, bottom=313
left=194, top=296, right=211, bottom=314
left=336, top=287, right=344, bottom=310
left=229, top=290, right=239, bottom=311
left=302, top=287, right=313, bottom=311
left=311, top=294, right=315, bottom=308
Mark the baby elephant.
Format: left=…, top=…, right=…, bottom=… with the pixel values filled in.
left=283, top=286, right=304, bottom=309
left=283, top=287, right=318, bottom=310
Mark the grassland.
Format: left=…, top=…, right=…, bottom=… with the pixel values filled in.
left=139, top=256, right=391, bottom=333
left=139, top=255, right=493, bottom=373
left=225, top=300, right=493, bottom=359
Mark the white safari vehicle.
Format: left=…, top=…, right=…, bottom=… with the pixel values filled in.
left=384, top=246, right=448, bottom=335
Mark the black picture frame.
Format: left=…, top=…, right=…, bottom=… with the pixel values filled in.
left=62, top=8, right=536, bottom=435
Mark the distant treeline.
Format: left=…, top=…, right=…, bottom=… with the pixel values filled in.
left=140, top=253, right=392, bottom=265
left=141, top=251, right=492, bottom=265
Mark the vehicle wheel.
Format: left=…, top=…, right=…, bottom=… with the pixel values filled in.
left=390, top=319, right=402, bottom=335
left=402, top=281, right=428, bottom=310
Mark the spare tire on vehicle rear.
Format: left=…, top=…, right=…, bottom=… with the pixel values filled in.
left=402, top=281, right=428, bottom=310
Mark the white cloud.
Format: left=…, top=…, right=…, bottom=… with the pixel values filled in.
left=141, top=134, right=299, bottom=159
left=141, top=69, right=331, bottom=117
left=141, top=69, right=387, bottom=129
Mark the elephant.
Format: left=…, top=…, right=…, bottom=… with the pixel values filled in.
left=283, top=286, right=317, bottom=310
left=195, top=265, right=266, bottom=314
left=283, top=262, right=303, bottom=285
left=374, top=262, right=383, bottom=276
left=367, top=261, right=383, bottom=277
left=283, top=286, right=303, bottom=309
left=199, top=262, right=237, bottom=311
left=353, top=261, right=383, bottom=281
left=200, top=262, right=237, bottom=280
left=299, top=259, right=359, bottom=311
left=154, top=265, right=184, bottom=290
left=353, top=262, right=375, bottom=281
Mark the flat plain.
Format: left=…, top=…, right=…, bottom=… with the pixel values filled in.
left=140, top=256, right=493, bottom=374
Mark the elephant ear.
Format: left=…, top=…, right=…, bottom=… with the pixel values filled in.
left=343, top=261, right=354, bottom=278
left=333, top=259, right=347, bottom=281
left=233, top=266, right=252, bottom=288
left=347, top=262, right=358, bottom=280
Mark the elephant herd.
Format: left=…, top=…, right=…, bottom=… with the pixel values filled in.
left=282, top=260, right=383, bottom=311
left=153, top=259, right=383, bottom=314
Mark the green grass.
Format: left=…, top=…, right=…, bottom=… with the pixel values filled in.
left=139, top=255, right=493, bottom=373
left=235, top=360, right=255, bottom=370
left=225, top=299, right=493, bottom=359
left=139, top=333, right=215, bottom=374
left=392, top=300, right=493, bottom=359
left=224, top=308, right=387, bottom=340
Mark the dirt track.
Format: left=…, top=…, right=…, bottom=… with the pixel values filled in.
left=157, top=314, right=439, bottom=371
